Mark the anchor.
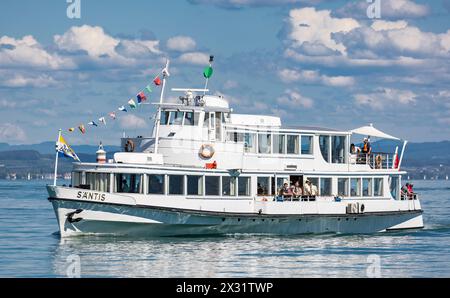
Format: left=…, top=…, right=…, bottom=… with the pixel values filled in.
left=66, top=209, right=83, bottom=223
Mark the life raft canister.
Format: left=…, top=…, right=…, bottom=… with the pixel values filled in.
left=199, top=144, right=215, bottom=159
left=124, top=139, right=135, bottom=152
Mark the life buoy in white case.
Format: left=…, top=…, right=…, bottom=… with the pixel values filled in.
left=199, top=144, right=215, bottom=159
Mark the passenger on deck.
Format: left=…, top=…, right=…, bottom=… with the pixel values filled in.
left=361, top=138, right=372, bottom=155
left=292, top=181, right=303, bottom=200
left=121, top=179, right=130, bottom=193
left=282, top=182, right=293, bottom=200
left=407, top=183, right=415, bottom=199
left=304, top=179, right=311, bottom=197
left=310, top=181, right=318, bottom=199
left=350, top=143, right=361, bottom=164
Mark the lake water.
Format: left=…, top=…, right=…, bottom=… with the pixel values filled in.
left=0, top=179, right=449, bottom=278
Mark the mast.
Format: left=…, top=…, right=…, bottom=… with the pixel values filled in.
left=154, top=59, right=170, bottom=154
left=53, top=129, right=62, bottom=186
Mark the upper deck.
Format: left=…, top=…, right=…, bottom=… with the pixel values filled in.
left=114, top=91, right=405, bottom=174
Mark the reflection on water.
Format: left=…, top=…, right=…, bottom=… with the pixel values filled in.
left=1, top=180, right=450, bottom=277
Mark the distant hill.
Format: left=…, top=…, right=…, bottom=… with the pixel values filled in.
left=0, top=140, right=449, bottom=179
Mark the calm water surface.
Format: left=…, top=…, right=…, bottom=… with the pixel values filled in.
left=0, top=179, right=449, bottom=277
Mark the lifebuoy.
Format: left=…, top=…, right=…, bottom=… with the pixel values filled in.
left=199, top=144, right=215, bottom=159
left=124, top=139, right=135, bottom=152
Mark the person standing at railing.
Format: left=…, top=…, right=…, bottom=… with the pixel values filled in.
left=360, top=137, right=372, bottom=164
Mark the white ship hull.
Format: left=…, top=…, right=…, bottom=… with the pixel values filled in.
left=48, top=186, right=424, bottom=237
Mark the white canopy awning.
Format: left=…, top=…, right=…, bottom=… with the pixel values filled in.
left=350, top=123, right=400, bottom=140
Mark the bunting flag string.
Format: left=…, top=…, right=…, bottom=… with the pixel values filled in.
left=65, top=65, right=168, bottom=135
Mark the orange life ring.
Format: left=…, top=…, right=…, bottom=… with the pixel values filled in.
left=199, top=144, right=215, bottom=159
left=124, top=139, right=135, bottom=152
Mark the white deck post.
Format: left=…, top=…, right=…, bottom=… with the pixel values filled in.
left=398, top=140, right=408, bottom=170
left=154, top=59, right=170, bottom=154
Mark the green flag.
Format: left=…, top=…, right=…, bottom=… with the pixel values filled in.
left=203, top=66, right=213, bottom=79
left=145, top=85, right=152, bottom=93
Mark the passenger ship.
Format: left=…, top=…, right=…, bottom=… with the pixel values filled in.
left=46, top=63, right=424, bottom=237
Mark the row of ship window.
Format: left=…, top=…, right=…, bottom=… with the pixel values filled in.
left=73, top=172, right=384, bottom=198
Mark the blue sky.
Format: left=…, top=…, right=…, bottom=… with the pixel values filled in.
left=0, top=0, right=449, bottom=145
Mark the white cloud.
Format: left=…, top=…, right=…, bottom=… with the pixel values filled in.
left=0, top=74, right=57, bottom=88
left=277, top=89, right=313, bottom=109
left=178, top=52, right=210, bottom=65
left=166, top=36, right=196, bottom=52
left=119, top=114, right=147, bottom=129
left=0, top=123, right=27, bottom=142
left=188, top=0, right=317, bottom=9
left=354, top=88, right=417, bottom=110
left=285, top=7, right=360, bottom=55
left=278, top=68, right=354, bottom=87
left=371, top=20, right=408, bottom=31
left=0, top=35, right=74, bottom=69
left=54, top=25, right=119, bottom=57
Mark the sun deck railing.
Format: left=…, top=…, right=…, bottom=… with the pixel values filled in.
left=350, top=152, right=398, bottom=169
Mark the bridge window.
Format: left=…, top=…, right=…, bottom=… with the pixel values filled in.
left=187, top=175, right=203, bottom=195
left=319, top=135, right=330, bottom=162
left=258, top=133, right=271, bottom=154
left=238, top=177, right=251, bottom=196
left=374, top=178, right=383, bottom=196
left=222, top=176, right=237, bottom=196
left=257, top=177, right=270, bottom=196
left=332, top=136, right=346, bottom=163
left=320, top=178, right=332, bottom=196
left=205, top=176, right=220, bottom=196
left=363, top=178, right=372, bottom=196
left=287, top=135, right=299, bottom=154
left=301, top=135, right=313, bottom=154
left=273, top=134, right=286, bottom=154
left=115, top=173, right=142, bottom=194
left=72, top=171, right=82, bottom=187
left=170, top=111, right=184, bottom=125
left=389, top=176, right=399, bottom=200
left=168, top=175, right=184, bottom=195
left=338, top=178, right=349, bottom=196
left=148, top=174, right=164, bottom=195
left=161, top=111, right=170, bottom=125
left=350, top=178, right=361, bottom=196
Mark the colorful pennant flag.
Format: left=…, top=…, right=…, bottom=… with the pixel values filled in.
left=88, top=121, right=98, bottom=127
left=99, top=117, right=106, bottom=126
left=118, top=106, right=127, bottom=112
left=153, top=76, right=161, bottom=86
left=145, top=85, right=153, bottom=93
left=78, top=124, right=86, bottom=134
left=128, top=99, right=137, bottom=109
left=68, top=128, right=75, bottom=132
left=56, top=134, right=80, bottom=161
left=109, top=112, right=116, bottom=119
left=137, top=92, right=147, bottom=103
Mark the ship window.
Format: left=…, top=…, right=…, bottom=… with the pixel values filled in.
left=271, top=177, right=286, bottom=196
left=161, top=111, right=170, bottom=125
left=273, top=134, right=286, bottom=154
left=257, top=177, right=270, bottom=196
left=115, top=173, right=142, bottom=194
left=374, top=178, right=383, bottom=196
left=320, top=178, right=332, bottom=196
left=332, top=136, right=346, bottom=164
left=170, top=111, right=184, bottom=125
left=258, top=133, right=271, bottom=154
left=363, top=178, right=372, bottom=196
left=205, top=176, right=220, bottom=196
left=148, top=174, right=164, bottom=195
left=72, top=171, right=82, bottom=187
left=338, top=178, right=349, bottom=196
left=203, top=112, right=210, bottom=128
left=350, top=178, right=361, bottom=196
left=86, top=172, right=110, bottom=192
left=319, top=135, right=330, bottom=162
left=222, top=176, right=237, bottom=196
left=389, top=176, right=399, bottom=200
left=187, top=175, right=203, bottom=195
left=184, top=112, right=194, bottom=126
left=244, top=133, right=256, bottom=153
left=238, top=177, right=251, bottom=196
left=301, top=136, right=313, bottom=154
left=287, top=135, right=299, bottom=154
left=168, top=175, right=184, bottom=195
